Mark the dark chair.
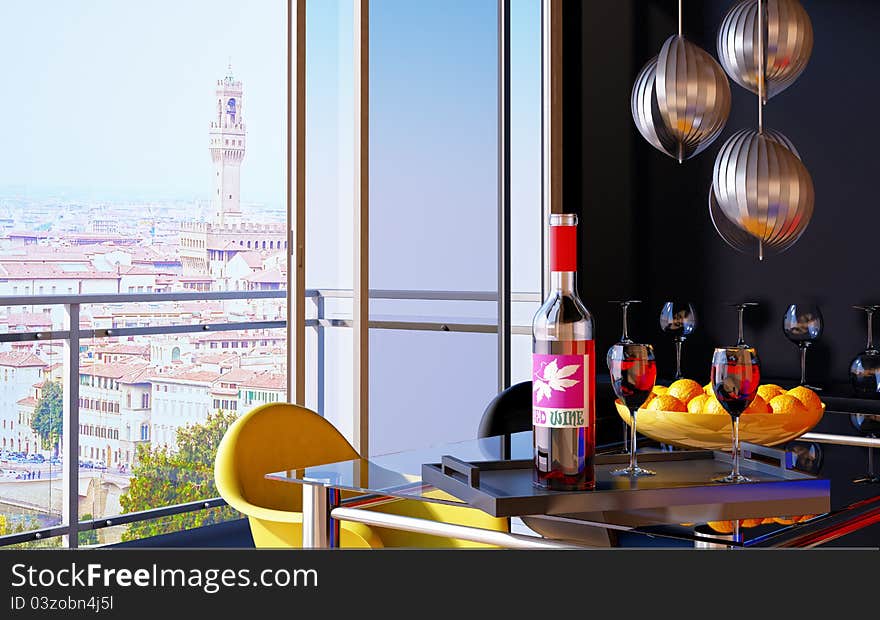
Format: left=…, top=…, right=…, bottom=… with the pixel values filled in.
left=477, top=381, right=532, bottom=439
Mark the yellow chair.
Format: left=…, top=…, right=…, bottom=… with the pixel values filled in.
left=214, top=402, right=508, bottom=548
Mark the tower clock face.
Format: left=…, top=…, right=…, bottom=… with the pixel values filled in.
left=226, top=98, right=237, bottom=122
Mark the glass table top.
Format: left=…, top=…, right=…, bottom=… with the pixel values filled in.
left=265, top=431, right=847, bottom=547
left=266, top=432, right=534, bottom=505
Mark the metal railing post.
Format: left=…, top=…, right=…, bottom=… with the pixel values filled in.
left=62, top=303, right=80, bottom=548
left=316, top=294, right=325, bottom=415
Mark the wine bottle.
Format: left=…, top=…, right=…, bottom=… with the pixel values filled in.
left=532, top=213, right=595, bottom=490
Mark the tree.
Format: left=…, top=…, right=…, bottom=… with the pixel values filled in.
left=31, top=380, right=63, bottom=455
left=119, top=410, right=240, bottom=541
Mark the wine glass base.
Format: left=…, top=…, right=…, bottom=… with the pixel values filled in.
left=801, top=383, right=824, bottom=392
left=612, top=466, right=656, bottom=477
left=712, top=472, right=751, bottom=483
left=852, top=475, right=880, bottom=484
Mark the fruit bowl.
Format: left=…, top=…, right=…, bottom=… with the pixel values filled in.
left=614, top=400, right=825, bottom=450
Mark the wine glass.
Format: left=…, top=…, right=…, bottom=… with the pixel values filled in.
left=782, top=304, right=823, bottom=390
left=607, top=342, right=657, bottom=477
left=610, top=300, right=642, bottom=452
left=710, top=346, right=761, bottom=483
left=849, top=413, right=880, bottom=484
left=659, top=301, right=697, bottom=379
left=850, top=305, right=880, bottom=397
left=609, top=300, right=641, bottom=344
left=731, top=302, right=759, bottom=346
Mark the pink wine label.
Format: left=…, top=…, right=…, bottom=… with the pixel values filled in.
left=532, top=352, right=591, bottom=428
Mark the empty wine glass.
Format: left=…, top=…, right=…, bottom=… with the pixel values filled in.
left=849, top=413, right=880, bottom=484
left=607, top=342, right=657, bottom=477
left=783, top=304, right=823, bottom=390
left=731, top=302, right=759, bottom=347
left=850, top=305, right=880, bottom=397
left=610, top=300, right=641, bottom=344
left=659, top=301, right=697, bottom=379
left=711, top=346, right=761, bottom=483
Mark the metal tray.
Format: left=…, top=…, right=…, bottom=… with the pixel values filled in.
left=421, top=450, right=830, bottom=524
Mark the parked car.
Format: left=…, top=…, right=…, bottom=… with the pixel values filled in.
left=79, top=459, right=94, bottom=469
left=93, top=460, right=107, bottom=470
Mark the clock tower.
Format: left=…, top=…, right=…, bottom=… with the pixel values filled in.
left=210, top=64, right=245, bottom=226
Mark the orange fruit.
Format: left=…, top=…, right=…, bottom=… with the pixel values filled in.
left=702, top=395, right=727, bottom=415
left=796, top=514, right=816, bottom=523
left=703, top=383, right=714, bottom=395
left=741, top=518, right=764, bottom=529
left=773, top=516, right=798, bottom=525
left=647, top=394, right=687, bottom=412
left=787, top=386, right=823, bottom=412
left=769, top=394, right=808, bottom=415
left=641, top=392, right=656, bottom=408
left=706, top=520, right=736, bottom=534
left=667, top=379, right=704, bottom=404
left=743, top=394, right=771, bottom=414
left=757, top=384, right=785, bottom=402
left=652, top=385, right=668, bottom=396
left=687, top=394, right=708, bottom=413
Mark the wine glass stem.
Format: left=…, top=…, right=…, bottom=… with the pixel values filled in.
left=674, top=340, right=683, bottom=379
left=869, top=446, right=875, bottom=479
left=629, top=409, right=639, bottom=472
left=867, top=310, right=874, bottom=350
left=737, top=309, right=745, bottom=346
left=732, top=416, right=741, bottom=479
left=799, top=344, right=808, bottom=385
left=621, top=304, right=629, bottom=342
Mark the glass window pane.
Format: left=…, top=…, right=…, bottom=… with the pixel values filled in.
left=370, top=0, right=498, bottom=293
left=368, top=1, right=499, bottom=453
left=511, top=0, right=542, bottom=383
left=370, top=330, right=496, bottom=455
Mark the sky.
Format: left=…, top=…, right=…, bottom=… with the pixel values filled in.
left=0, top=0, right=287, bottom=204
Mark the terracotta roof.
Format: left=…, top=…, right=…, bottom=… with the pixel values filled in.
left=196, top=353, right=240, bottom=364
left=16, top=396, right=38, bottom=407
left=236, top=251, right=264, bottom=269
left=193, top=330, right=285, bottom=342
left=91, top=343, right=150, bottom=356
left=240, top=372, right=286, bottom=390
left=0, top=262, right=120, bottom=280
left=80, top=362, right=151, bottom=383
left=150, top=367, right=222, bottom=385
left=3, top=312, right=53, bottom=327
left=243, top=268, right=285, bottom=283
left=212, top=367, right=255, bottom=383
left=0, top=351, right=47, bottom=368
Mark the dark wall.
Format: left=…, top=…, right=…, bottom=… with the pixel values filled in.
left=568, top=0, right=880, bottom=388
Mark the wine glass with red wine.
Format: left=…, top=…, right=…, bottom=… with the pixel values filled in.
left=711, top=346, right=761, bottom=483
left=607, top=342, right=657, bottom=477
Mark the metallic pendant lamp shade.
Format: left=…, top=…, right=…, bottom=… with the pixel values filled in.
left=709, top=0, right=814, bottom=260
left=631, top=0, right=731, bottom=164
left=710, top=129, right=814, bottom=259
left=632, top=36, right=731, bottom=163
left=717, top=0, right=813, bottom=102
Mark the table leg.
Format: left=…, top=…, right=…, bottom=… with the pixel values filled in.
left=302, top=483, right=340, bottom=548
